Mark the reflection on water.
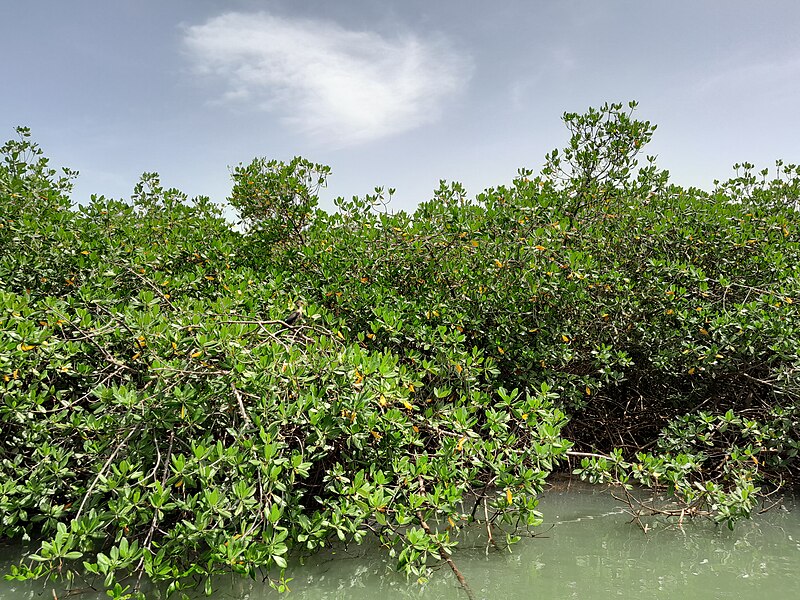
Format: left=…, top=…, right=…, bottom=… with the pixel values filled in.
left=2, top=481, right=798, bottom=599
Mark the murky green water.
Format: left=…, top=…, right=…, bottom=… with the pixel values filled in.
left=2, top=482, right=798, bottom=599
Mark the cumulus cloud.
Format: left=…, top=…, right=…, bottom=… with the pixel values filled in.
left=182, top=12, right=473, bottom=145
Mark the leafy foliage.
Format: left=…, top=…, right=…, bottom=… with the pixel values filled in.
left=1, top=104, right=798, bottom=596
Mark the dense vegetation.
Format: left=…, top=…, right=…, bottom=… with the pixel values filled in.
left=1, top=103, right=798, bottom=598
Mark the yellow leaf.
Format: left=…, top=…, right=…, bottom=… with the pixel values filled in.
left=132, top=352, right=140, bottom=360
left=534, top=245, right=547, bottom=251
left=498, top=346, right=505, bottom=355
left=688, top=367, right=696, bottom=375
left=379, top=394, right=388, bottom=407
left=471, top=240, right=479, bottom=247
left=81, top=250, right=89, bottom=255
left=585, top=386, right=591, bottom=396
left=457, top=437, right=465, bottom=451
left=205, top=275, right=215, bottom=281
left=665, top=309, right=674, bottom=315
left=699, top=327, right=709, bottom=336
left=370, top=430, right=382, bottom=440
left=18, top=343, right=36, bottom=351
left=191, top=351, right=202, bottom=358
left=448, top=516, right=456, bottom=528
left=408, top=383, right=415, bottom=393
left=785, top=297, right=793, bottom=304
left=521, top=413, right=528, bottom=421
left=455, top=364, right=463, bottom=374
left=561, top=334, right=570, bottom=343
left=494, top=259, right=504, bottom=268
left=402, top=400, right=414, bottom=411
left=506, top=489, right=513, bottom=505
left=181, top=405, right=185, bottom=419
left=337, top=331, right=344, bottom=339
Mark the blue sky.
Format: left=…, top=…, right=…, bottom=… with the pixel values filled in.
left=3, top=1, right=799, bottom=212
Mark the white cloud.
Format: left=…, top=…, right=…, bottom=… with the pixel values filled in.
left=693, top=56, right=800, bottom=105
left=182, top=12, right=473, bottom=146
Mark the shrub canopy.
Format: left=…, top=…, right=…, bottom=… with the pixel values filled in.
left=1, top=104, right=798, bottom=597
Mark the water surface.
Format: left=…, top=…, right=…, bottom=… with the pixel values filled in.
left=2, top=482, right=797, bottom=599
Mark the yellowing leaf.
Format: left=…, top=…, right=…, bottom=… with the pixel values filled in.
left=402, top=400, right=414, bottom=411
left=205, top=275, right=215, bottom=281
left=688, top=367, right=696, bottom=375
left=408, top=383, right=415, bottom=393
left=534, top=245, right=547, bottom=251
left=455, top=364, right=463, bottom=374
left=370, top=430, right=382, bottom=440
left=585, top=386, right=591, bottom=396
left=191, top=351, right=202, bottom=358
left=561, top=334, right=570, bottom=343
left=471, top=240, right=479, bottom=247
left=448, top=516, right=456, bottom=528
left=131, top=352, right=140, bottom=360
left=506, top=489, right=513, bottom=505
left=457, top=437, right=465, bottom=451
left=18, top=343, right=36, bottom=351
left=699, top=327, right=709, bottom=336
left=379, top=394, right=388, bottom=407
left=498, top=346, right=505, bottom=355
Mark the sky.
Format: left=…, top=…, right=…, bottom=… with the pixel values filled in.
left=2, top=1, right=799, bottom=213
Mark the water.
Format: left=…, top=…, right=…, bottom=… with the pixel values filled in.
left=2, top=482, right=798, bottom=599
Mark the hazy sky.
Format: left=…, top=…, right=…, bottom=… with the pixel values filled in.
left=3, top=1, right=799, bottom=212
